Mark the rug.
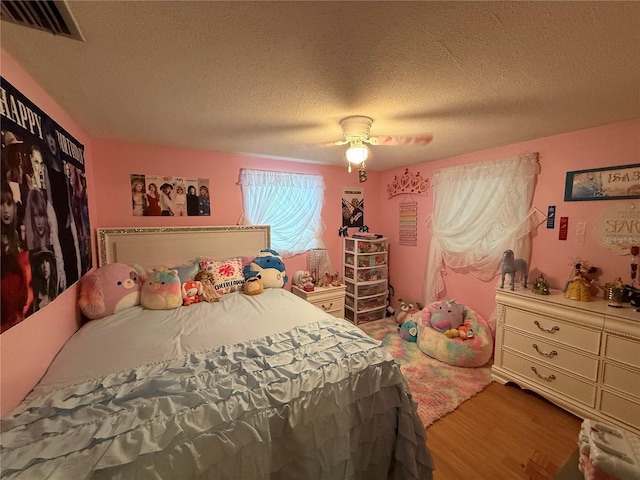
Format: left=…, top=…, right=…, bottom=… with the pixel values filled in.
left=359, top=318, right=493, bottom=427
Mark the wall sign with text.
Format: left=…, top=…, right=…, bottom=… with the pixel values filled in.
left=564, top=164, right=640, bottom=201
left=594, top=202, right=640, bottom=255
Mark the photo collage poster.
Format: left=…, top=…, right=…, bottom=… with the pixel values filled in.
left=131, top=174, right=210, bottom=216
left=1, top=77, right=91, bottom=333
left=342, top=187, right=364, bottom=228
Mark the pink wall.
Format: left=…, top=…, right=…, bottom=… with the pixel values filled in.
left=1, top=49, right=95, bottom=415
left=92, top=139, right=381, bottom=281
left=2, top=44, right=639, bottom=418
left=379, top=118, right=640, bottom=322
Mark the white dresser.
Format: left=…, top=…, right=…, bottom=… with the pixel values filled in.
left=291, top=284, right=346, bottom=318
left=492, top=287, right=640, bottom=435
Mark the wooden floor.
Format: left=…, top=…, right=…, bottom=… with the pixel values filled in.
left=426, top=382, right=582, bottom=480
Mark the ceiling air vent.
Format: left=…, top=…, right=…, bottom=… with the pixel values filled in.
left=1, top=0, right=83, bottom=41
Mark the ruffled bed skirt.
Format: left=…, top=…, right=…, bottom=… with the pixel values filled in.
left=1, top=319, right=433, bottom=479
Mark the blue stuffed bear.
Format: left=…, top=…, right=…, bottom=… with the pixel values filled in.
left=243, top=249, right=288, bottom=288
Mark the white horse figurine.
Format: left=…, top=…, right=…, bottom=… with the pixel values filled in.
left=500, top=249, right=528, bottom=291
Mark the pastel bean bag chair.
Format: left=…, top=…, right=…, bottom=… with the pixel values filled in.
left=417, top=301, right=493, bottom=367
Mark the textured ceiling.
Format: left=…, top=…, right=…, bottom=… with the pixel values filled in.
left=1, top=1, right=639, bottom=171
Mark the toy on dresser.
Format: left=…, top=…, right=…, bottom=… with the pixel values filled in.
left=500, top=249, right=528, bottom=291
left=565, top=260, right=598, bottom=302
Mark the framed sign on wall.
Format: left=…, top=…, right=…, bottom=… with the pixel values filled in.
left=564, top=164, right=640, bottom=201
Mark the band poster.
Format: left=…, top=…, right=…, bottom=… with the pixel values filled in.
left=1, top=77, right=91, bottom=333
left=131, top=174, right=210, bottom=216
left=342, top=187, right=364, bottom=228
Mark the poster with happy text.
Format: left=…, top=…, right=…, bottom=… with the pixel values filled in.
left=1, top=77, right=90, bottom=333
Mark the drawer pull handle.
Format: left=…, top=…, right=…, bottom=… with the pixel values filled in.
left=321, top=302, right=333, bottom=311
left=532, top=344, right=558, bottom=358
left=531, top=366, right=556, bottom=382
left=533, top=320, right=559, bottom=334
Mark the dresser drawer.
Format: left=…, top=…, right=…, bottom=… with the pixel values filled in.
left=503, top=329, right=599, bottom=381
left=502, top=350, right=596, bottom=406
left=311, top=297, right=344, bottom=317
left=602, top=362, right=640, bottom=398
left=599, top=389, right=640, bottom=430
left=291, top=285, right=345, bottom=318
left=504, top=308, right=601, bottom=354
left=603, top=334, right=640, bottom=368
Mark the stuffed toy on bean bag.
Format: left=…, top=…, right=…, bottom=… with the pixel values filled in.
left=78, top=263, right=144, bottom=320
left=417, top=300, right=493, bottom=367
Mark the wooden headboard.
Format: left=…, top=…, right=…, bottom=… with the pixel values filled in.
left=97, top=225, right=271, bottom=268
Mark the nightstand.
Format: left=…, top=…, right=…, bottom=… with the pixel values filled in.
left=291, top=284, right=346, bottom=318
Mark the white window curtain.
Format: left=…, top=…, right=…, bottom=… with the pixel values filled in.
left=424, top=152, right=546, bottom=303
left=239, top=169, right=326, bottom=257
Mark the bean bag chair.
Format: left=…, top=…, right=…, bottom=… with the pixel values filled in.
left=417, top=300, right=493, bottom=367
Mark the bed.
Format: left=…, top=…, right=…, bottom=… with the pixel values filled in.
left=1, top=226, right=434, bottom=479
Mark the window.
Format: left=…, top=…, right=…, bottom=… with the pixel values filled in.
left=424, top=153, right=545, bottom=302
left=239, top=169, right=326, bottom=257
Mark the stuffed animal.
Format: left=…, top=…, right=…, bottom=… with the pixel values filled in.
left=182, top=279, right=203, bottom=306
left=399, top=320, right=418, bottom=342
left=244, top=274, right=264, bottom=296
left=194, top=270, right=222, bottom=302
left=78, top=263, right=144, bottom=320
left=140, top=268, right=182, bottom=310
left=395, top=298, right=423, bottom=326
left=243, top=249, right=288, bottom=288
left=429, top=299, right=465, bottom=332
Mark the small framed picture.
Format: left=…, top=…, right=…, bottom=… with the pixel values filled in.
left=564, top=164, right=640, bottom=201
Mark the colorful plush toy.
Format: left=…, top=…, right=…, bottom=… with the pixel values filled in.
left=78, top=263, right=144, bottom=320
left=429, top=299, right=465, bottom=332
left=243, top=249, right=288, bottom=288
left=395, top=298, right=423, bottom=326
left=182, top=279, right=203, bottom=306
left=140, top=268, right=182, bottom=310
left=194, top=270, right=221, bottom=302
left=399, top=320, right=418, bottom=342
left=244, top=274, right=264, bottom=296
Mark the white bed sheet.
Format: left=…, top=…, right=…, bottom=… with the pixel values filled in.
left=38, top=289, right=325, bottom=390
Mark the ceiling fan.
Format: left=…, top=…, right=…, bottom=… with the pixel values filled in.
left=319, top=116, right=433, bottom=172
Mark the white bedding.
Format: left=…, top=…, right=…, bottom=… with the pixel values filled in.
left=2, top=289, right=434, bottom=480
left=38, top=289, right=329, bottom=390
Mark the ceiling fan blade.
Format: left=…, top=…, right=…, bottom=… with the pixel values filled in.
left=309, top=139, right=349, bottom=148
left=369, top=135, right=433, bottom=146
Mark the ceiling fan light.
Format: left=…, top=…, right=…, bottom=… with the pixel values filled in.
left=345, top=145, right=369, bottom=164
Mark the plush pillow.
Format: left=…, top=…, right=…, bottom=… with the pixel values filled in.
left=199, top=257, right=245, bottom=295
left=429, top=299, right=465, bottom=332
left=78, top=263, right=144, bottom=320
left=171, top=262, right=200, bottom=284
left=149, top=262, right=199, bottom=285
left=242, top=249, right=288, bottom=288
left=140, top=268, right=183, bottom=310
